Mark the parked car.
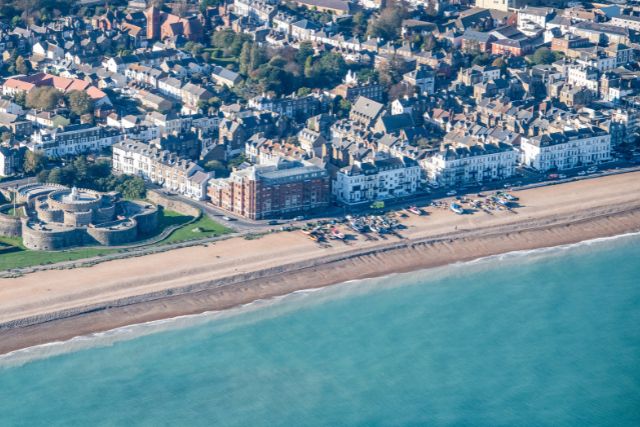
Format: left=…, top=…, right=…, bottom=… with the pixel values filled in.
left=221, top=216, right=235, bottom=221
left=577, top=171, right=586, bottom=176
left=587, top=166, right=598, bottom=174
left=267, top=220, right=279, bottom=225
left=446, top=190, right=457, bottom=196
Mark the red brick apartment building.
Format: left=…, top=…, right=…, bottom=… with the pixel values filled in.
left=208, top=159, right=330, bottom=219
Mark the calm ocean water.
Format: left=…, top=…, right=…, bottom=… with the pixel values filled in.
left=1, top=234, right=640, bottom=427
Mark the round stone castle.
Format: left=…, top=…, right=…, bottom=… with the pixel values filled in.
left=0, top=184, right=159, bottom=251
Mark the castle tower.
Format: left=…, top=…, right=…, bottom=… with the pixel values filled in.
left=145, top=6, right=161, bottom=41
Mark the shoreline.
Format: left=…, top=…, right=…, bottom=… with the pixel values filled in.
left=1, top=201, right=640, bottom=355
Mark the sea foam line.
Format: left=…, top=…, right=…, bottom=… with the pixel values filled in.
left=1, top=230, right=639, bottom=367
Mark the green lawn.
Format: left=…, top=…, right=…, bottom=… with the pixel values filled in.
left=161, top=213, right=231, bottom=244
left=0, top=246, right=118, bottom=271
left=0, top=211, right=231, bottom=271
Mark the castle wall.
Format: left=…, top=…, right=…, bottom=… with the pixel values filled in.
left=133, top=207, right=159, bottom=235
left=95, top=205, right=116, bottom=223
left=22, top=221, right=86, bottom=251
left=47, top=189, right=103, bottom=213
left=87, top=222, right=138, bottom=246
left=146, top=190, right=200, bottom=217
left=0, top=205, right=22, bottom=237
left=64, top=210, right=94, bottom=227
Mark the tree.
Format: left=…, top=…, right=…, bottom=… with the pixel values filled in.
left=66, top=90, right=94, bottom=115
left=304, top=56, right=314, bottom=79
left=492, top=57, right=507, bottom=75
left=306, top=52, right=347, bottom=87
left=15, top=55, right=29, bottom=74
left=296, top=41, right=314, bottom=65
left=422, top=33, right=437, bottom=51
left=472, top=53, right=491, bottom=66
left=338, top=98, right=351, bottom=116
left=249, top=44, right=267, bottom=74
left=23, top=151, right=46, bottom=174
left=171, top=0, right=189, bottom=17
left=367, top=2, right=407, bottom=41
left=26, top=86, right=62, bottom=111
left=532, top=47, right=556, bottom=65
left=117, top=176, right=146, bottom=200
left=202, top=160, right=228, bottom=177
left=297, top=87, right=311, bottom=96
left=239, top=41, right=252, bottom=75
left=352, top=11, right=368, bottom=37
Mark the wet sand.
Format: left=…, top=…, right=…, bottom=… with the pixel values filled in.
left=1, top=172, right=640, bottom=354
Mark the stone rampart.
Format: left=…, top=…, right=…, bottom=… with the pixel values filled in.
left=0, top=205, right=22, bottom=237
left=87, top=221, right=138, bottom=246
left=146, top=190, right=200, bottom=217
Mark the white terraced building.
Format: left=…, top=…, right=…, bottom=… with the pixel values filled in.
left=520, top=128, right=611, bottom=171
left=112, top=140, right=211, bottom=200
left=333, top=155, right=421, bottom=205
left=29, top=124, right=123, bottom=158
left=422, top=141, right=519, bottom=187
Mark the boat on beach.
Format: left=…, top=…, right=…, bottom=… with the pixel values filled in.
left=331, top=228, right=345, bottom=240
left=450, top=203, right=464, bottom=215
left=407, top=206, right=422, bottom=216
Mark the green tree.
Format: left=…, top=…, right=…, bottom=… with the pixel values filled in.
left=26, top=86, right=62, bottom=110
left=66, top=90, right=94, bottom=115
left=296, top=41, right=314, bottom=65
left=352, top=11, right=367, bottom=37
left=249, top=44, right=266, bottom=73
left=338, top=98, right=351, bottom=115
left=422, top=33, right=437, bottom=51
left=239, top=41, right=252, bottom=75
left=45, top=167, right=63, bottom=184
left=472, top=53, right=491, bottom=66
left=304, top=56, right=314, bottom=79
left=23, top=151, right=46, bottom=174
left=492, top=57, right=507, bottom=74
left=367, top=2, right=406, bottom=41
left=532, top=47, right=556, bottom=65
left=117, top=176, right=146, bottom=199
left=15, top=55, right=29, bottom=74
left=202, top=160, right=228, bottom=177
left=297, top=87, right=311, bottom=96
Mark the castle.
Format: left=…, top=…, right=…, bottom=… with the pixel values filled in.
left=0, top=184, right=159, bottom=251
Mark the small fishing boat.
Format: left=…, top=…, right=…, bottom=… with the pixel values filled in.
left=450, top=203, right=464, bottom=215
left=331, top=228, right=345, bottom=240
left=407, top=206, right=422, bottom=216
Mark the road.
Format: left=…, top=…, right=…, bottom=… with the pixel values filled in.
left=168, top=157, right=640, bottom=232
left=4, top=157, right=639, bottom=233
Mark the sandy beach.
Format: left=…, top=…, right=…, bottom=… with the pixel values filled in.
left=1, top=172, right=640, bottom=354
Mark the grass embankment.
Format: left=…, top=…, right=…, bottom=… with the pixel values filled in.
left=159, top=210, right=232, bottom=244
left=0, top=236, right=117, bottom=271
left=0, top=210, right=231, bottom=271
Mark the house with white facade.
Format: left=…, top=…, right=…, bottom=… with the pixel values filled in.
left=520, top=127, right=611, bottom=171
left=112, top=140, right=210, bottom=200
left=567, top=65, right=599, bottom=91
left=28, top=124, right=123, bottom=158
left=422, top=141, right=519, bottom=187
left=333, top=155, right=421, bottom=205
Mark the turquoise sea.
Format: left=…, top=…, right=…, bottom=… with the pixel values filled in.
left=1, top=234, right=640, bottom=427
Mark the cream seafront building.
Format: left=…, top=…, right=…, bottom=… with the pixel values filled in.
left=112, top=140, right=211, bottom=200
left=333, top=155, right=421, bottom=205
left=422, top=141, right=519, bottom=188
left=520, top=128, right=611, bottom=171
